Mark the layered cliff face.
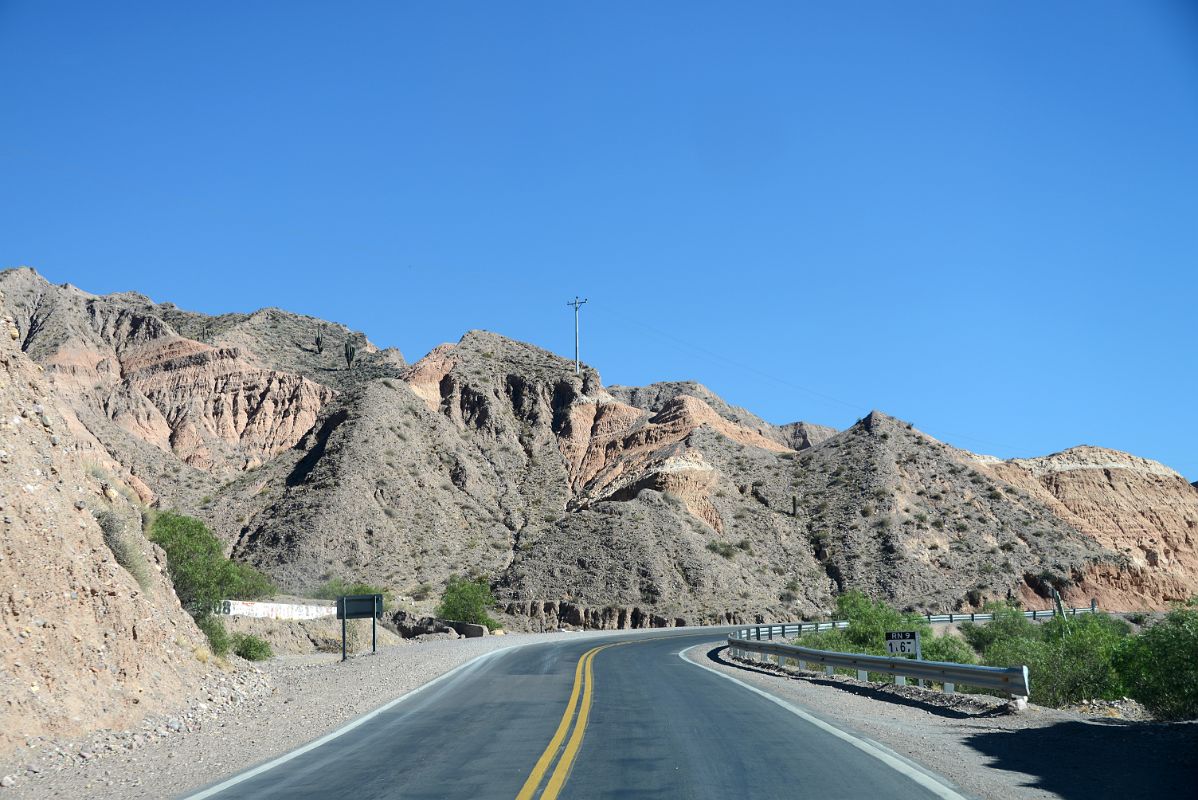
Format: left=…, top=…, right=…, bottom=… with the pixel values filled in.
left=4, top=266, right=1195, bottom=627
left=984, top=447, right=1198, bottom=606
left=0, top=268, right=392, bottom=492
left=0, top=297, right=210, bottom=752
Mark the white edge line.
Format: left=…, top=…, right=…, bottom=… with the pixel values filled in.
left=182, top=645, right=521, bottom=799
left=679, top=643, right=970, bottom=800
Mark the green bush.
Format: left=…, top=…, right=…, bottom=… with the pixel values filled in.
left=1114, top=608, right=1198, bottom=720
left=984, top=614, right=1130, bottom=707
left=798, top=592, right=918, bottom=657
left=798, top=626, right=856, bottom=653
left=706, top=541, right=737, bottom=559
left=921, top=633, right=977, bottom=664
left=831, top=591, right=931, bottom=652
left=959, top=602, right=1037, bottom=655
left=196, top=615, right=230, bottom=656
left=309, top=577, right=387, bottom=600
left=231, top=633, right=273, bottom=661
left=94, top=510, right=151, bottom=590
left=797, top=592, right=974, bottom=673
left=149, top=512, right=275, bottom=616
left=436, top=576, right=500, bottom=631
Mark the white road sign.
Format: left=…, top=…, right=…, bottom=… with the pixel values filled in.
left=885, top=631, right=920, bottom=655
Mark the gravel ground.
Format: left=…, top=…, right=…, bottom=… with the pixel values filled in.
left=689, top=645, right=1197, bottom=800
left=0, top=631, right=594, bottom=798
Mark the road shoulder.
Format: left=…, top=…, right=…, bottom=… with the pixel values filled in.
left=682, top=642, right=1196, bottom=800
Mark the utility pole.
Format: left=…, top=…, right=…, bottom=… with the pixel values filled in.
left=567, top=296, right=588, bottom=375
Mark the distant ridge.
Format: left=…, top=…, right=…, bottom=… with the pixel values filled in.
left=4, top=266, right=1196, bottom=627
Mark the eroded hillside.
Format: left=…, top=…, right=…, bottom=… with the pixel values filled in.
left=0, top=293, right=210, bottom=753
left=4, top=266, right=1196, bottom=628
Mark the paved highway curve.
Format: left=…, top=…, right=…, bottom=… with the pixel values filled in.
left=184, top=629, right=965, bottom=799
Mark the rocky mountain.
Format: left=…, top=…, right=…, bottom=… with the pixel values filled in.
left=3, top=267, right=1196, bottom=631
left=985, top=448, right=1198, bottom=608
left=0, top=291, right=211, bottom=753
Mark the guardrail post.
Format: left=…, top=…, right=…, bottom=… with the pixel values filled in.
left=895, top=676, right=906, bottom=687
left=857, top=669, right=868, bottom=681
left=825, top=665, right=834, bottom=677
left=769, top=627, right=774, bottom=640
left=798, top=659, right=806, bottom=671
left=944, top=682, right=955, bottom=694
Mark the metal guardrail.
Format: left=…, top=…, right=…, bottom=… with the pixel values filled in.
left=725, top=605, right=1097, bottom=697
left=922, top=606, right=1097, bottom=624
left=722, top=607, right=1094, bottom=698
left=731, top=622, right=850, bottom=642
left=729, top=605, right=1097, bottom=645
left=727, top=635, right=1031, bottom=697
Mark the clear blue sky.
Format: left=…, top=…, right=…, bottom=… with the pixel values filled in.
left=2, top=2, right=1196, bottom=478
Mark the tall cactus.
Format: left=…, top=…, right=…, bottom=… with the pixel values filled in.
left=344, top=339, right=357, bottom=367
left=315, top=329, right=324, bottom=354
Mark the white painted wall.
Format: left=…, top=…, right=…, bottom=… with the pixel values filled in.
left=216, top=600, right=336, bottom=620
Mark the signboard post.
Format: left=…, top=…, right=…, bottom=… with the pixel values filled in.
left=336, top=594, right=384, bottom=662
left=886, top=631, right=923, bottom=687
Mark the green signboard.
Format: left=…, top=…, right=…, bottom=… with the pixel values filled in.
left=336, top=593, right=383, bottom=661
left=337, top=594, right=383, bottom=620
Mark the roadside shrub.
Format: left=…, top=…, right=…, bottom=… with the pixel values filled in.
left=959, top=602, right=1037, bottom=655
left=794, top=595, right=974, bottom=681
left=921, top=633, right=977, bottom=664
left=95, top=510, right=151, bottom=589
left=436, top=576, right=500, bottom=631
left=833, top=591, right=930, bottom=652
left=149, top=512, right=274, bottom=616
left=231, top=633, right=273, bottom=661
left=984, top=614, right=1129, bottom=706
left=797, top=626, right=856, bottom=654
left=196, top=615, right=230, bottom=656
left=796, top=591, right=930, bottom=658
left=1114, top=608, right=1198, bottom=720
left=310, top=577, right=387, bottom=600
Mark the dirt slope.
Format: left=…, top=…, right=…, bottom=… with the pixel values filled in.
left=0, top=295, right=210, bottom=754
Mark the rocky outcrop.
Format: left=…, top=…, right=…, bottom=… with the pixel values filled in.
left=389, top=611, right=456, bottom=639
left=984, top=447, right=1198, bottom=606
left=0, top=297, right=210, bottom=753
left=608, top=380, right=835, bottom=451
left=0, top=268, right=350, bottom=479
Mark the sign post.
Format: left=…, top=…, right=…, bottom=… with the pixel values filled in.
left=886, top=630, right=922, bottom=686
left=336, top=594, right=384, bottom=662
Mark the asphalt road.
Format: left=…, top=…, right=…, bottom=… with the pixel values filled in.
left=185, top=630, right=963, bottom=800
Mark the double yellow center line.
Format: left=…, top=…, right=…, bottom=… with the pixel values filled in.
left=515, top=642, right=623, bottom=800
